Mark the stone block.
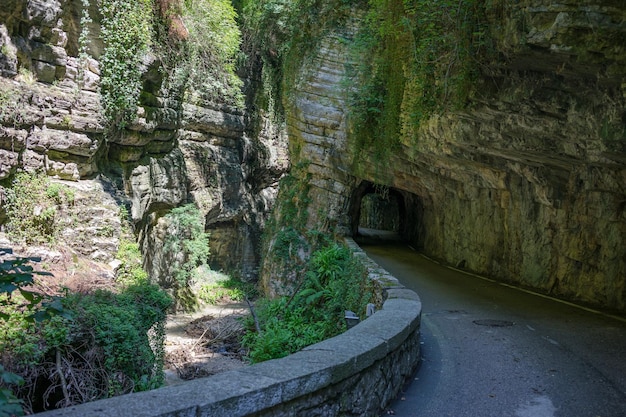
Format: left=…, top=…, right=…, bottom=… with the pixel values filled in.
left=0, top=149, right=18, bottom=179
left=28, top=127, right=100, bottom=157
left=32, top=59, right=56, bottom=83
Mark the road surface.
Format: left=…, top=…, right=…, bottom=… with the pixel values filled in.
left=360, top=243, right=626, bottom=417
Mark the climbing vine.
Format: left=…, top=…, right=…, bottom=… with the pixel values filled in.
left=241, top=0, right=358, bottom=117
left=180, top=0, right=244, bottom=107
left=346, top=0, right=488, bottom=159
left=99, top=0, right=153, bottom=128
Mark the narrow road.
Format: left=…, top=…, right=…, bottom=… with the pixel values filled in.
left=360, top=243, right=626, bottom=417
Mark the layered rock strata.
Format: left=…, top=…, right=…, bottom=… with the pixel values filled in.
left=284, top=1, right=626, bottom=312
left=0, top=0, right=288, bottom=284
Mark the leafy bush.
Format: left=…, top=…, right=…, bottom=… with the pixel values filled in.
left=242, top=242, right=374, bottom=363
left=4, top=172, right=74, bottom=245
left=0, top=284, right=171, bottom=412
left=0, top=250, right=171, bottom=413
left=0, top=250, right=69, bottom=416
left=197, top=273, right=257, bottom=305
left=163, top=204, right=210, bottom=288
left=0, top=364, right=23, bottom=417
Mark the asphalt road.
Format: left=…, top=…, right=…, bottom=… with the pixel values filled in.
left=360, top=243, right=626, bottom=417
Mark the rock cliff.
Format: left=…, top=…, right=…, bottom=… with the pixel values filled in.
left=1, top=0, right=624, bottom=313
left=280, top=0, right=626, bottom=312
left=0, top=0, right=289, bottom=289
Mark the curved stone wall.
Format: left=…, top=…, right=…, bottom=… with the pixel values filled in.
left=34, top=238, right=421, bottom=417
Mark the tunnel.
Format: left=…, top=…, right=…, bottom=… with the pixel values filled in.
left=348, top=180, right=425, bottom=248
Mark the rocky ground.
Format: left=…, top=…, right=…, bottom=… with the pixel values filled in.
left=163, top=302, right=250, bottom=385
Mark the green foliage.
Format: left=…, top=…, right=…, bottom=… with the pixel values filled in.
left=263, top=162, right=311, bottom=252
left=243, top=242, right=374, bottom=363
left=242, top=297, right=326, bottom=362
left=271, top=227, right=308, bottom=263
left=116, top=239, right=149, bottom=287
left=241, top=0, right=356, bottom=116
left=0, top=250, right=66, bottom=324
left=346, top=0, right=487, bottom=160
left=180, top=0, right=244, bottom=106
left=409, top=0, right=486, bottom=113
left=260, top=162, right=314, bottom=292
left=163, top=204, right=210, bottom=287
left=273, top=164, right=312, bottom=230
left=4, top=172, right=74, bottom=245
left=242, top=0, right=358, bottom=62
left=0, top=363, right=24, bottom=417
left=99, top=0, right=153, bottom=128
left=114, top=205, right=149, bottom=287
left=0, top=251, right=69, bottom=415
left=0, top=283, right=171, bottom=411
left=197, top=273, right=257, bottom=305
left=0, top=248, right=171, bottom=412
left=78, top=285, right=171, bottom=392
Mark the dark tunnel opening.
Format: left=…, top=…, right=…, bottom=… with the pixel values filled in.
left=349, top=180, right=425, bottom=248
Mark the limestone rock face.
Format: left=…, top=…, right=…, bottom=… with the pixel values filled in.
left=0, top=0, right=289, bottom=285
left=0, top=77, right=104, bottom=180
left=282, top=2, right=626, bottom=312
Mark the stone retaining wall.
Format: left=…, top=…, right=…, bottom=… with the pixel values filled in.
left=36, top=239, right=422, bottom=417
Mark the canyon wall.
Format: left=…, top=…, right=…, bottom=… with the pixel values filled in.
left=282, top=1, right=626, bottom=312
left=1, top=0, right=624, bottom=312
left=0, top=0, right=288, bottom=286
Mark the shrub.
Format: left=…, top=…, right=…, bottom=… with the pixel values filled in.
left=0, top=250, right=68, bottom=415
left=163, top=204, right=210, bottom=288
left=0, top=250, right=171, bottom=413
left=0, top=284, right=171, bottom=412
left=242, top=242, right=374, bottom=363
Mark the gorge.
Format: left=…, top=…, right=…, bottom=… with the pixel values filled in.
left=0, top=0, right=625, bottom=414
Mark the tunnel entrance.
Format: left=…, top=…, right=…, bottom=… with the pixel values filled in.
left=349, top=180, right=425, bottom=247
left=359, top=192, right=401, bottom=232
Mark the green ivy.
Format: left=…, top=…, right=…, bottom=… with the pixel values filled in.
left=346, top=0, right=487, bottom=162
left=241, top=0, right=357, bottom=116
left=181, top=0, right=244, bottom=107
left=261, top=162, right=312, bottom=279
left=99, top=0, right=153, bottom=128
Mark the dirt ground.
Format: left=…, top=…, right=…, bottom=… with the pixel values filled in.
left=163, top=303, right=250, bottom=384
